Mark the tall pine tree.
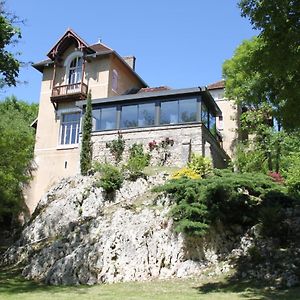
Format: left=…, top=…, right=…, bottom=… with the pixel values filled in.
left=80, top=90, right=92, bottom=175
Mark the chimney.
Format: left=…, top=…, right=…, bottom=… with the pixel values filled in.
left=123, top=56, right=136, bottom=71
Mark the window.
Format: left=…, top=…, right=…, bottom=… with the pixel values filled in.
left=121, top=105, right=138, bottom=128
left=121, top=103, right=155, bottom=129
left=217, top=115, right=224, bottom=130
left=179, top=99, right=197, bottom=122
left=68, top=56, right=83, bottom=85
left=201, top=103, right=209, bottom=127
left=93, top=107, right=117, bottom=130
left=209, top=112, right=216, bottom=135
left=161, top=98, right=197, bottom=125
left=161, top=101, right=178, bottom=124
left=112, top=69, right=118, bottom=92
left=138, top=103, right=155, bottom=126
left=60, top=113, right=80, bottom=145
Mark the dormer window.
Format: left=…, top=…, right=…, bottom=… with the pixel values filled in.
left=68, top=56, right=83, bottom=85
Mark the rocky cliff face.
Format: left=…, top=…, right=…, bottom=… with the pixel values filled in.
left=1, top=174, right=238, bottom=285
left=2, top=173, right=299, bottom=287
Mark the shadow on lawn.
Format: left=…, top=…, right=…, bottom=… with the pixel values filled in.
left=195, top=278, right=300, bottom=300
left=0, top=266, right=91, bottom=295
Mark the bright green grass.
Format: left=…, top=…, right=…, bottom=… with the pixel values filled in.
left=1, top=267, right=300, bottom=300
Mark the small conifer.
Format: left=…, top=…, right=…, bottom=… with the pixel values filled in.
left=80, top=90, right=92, bottom=175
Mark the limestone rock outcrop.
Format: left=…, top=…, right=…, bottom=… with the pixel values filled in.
left=2, top=173, right=299, bottom=288
left=1, top=174, right=236, bottom=285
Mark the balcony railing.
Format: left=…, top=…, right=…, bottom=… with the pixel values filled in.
left=51, top=82, right=88, bottom=103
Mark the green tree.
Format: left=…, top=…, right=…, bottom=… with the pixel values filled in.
left=224, top=0, right=300, bottom=129
left=80, top=91, right=92, bottom=175
left=0, top=1, right=22, bottom=88
left=0, top=97, right=37, bottom=225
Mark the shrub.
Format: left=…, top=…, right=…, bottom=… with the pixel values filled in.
left=234, top=142, right=269, bottom=173
left=154, top=170, right=293, bottom=237
left=124, top=143, right=150, bottom=180
left=172, top=167, right=200, bottom=180
left=282, top=153, right=300, bottom=199
left=187, top=153, right=212, bottom=178
left=94, top=162, right=124, bottom=193
left=106, top=132, right=125, bottom=164
left=148, top=137, right=174, bottom=166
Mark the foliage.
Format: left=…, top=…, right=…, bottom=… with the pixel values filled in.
left=148, top=137, right=174, bottom=166
left=106, top=132, right=125, bottom=164
left=124, top=143, right=150, bottom=181
left=93, top=162, right=124, bottom=193
left=235, top=142, right=269, bottom=173
left=187, top=153, right=212, bottom=178
left=282, top=152, right=300, bottom=199
left=172, top=167, right=200, bottom=180
left=234, top=124, right=300, bottom=181
left=80, top=91, right=92, bottom=175
left=154, top=170, right=294, bottom=237
left=224, top=0, right=300, bottom=129
left=0, top=1, right=23, bottom=88
left=0, top=97, right=37, bottom=225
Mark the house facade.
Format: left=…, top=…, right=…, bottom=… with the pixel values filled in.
left=26, top=29, right=238, bottom=214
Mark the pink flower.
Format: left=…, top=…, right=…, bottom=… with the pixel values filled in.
left=268, top=171, right=284, bottom=184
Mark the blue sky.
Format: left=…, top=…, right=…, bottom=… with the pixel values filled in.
left=2, top=0, right=256, bottom=103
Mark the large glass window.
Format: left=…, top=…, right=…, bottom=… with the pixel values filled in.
left=161, top=99, right=197, bottom=125
left=60, top=112, right=80, bottom=145
left=93, top=107, right=116, bottom=130
left=179, top=99, right=197, bottom=123
left=161, top=101, right=178, bottom=124
left=121, top=103, right=155, bottom=128
left=121, top=105, right=138, bottom=128
left=138, top=103, right=155, bottom=126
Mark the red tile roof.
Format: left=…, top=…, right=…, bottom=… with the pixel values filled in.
left=138, top=86, right=171, bottom=93
left=207, top=80, right=225, bottom=90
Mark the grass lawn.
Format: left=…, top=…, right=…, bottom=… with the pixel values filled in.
left=0, top=267, right=300, bottom=300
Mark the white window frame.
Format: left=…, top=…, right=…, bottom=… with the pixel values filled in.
left=64, top=51, right=84, bottom=86
left=57, top=109, right=81, bottom=149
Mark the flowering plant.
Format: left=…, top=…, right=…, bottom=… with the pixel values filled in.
left=148, top=140, right=158, bottom=151
left=268, top=171, right=284, bottom=184
left=148, top=137, right=174, bottom=165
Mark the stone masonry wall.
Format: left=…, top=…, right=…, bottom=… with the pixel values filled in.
left=92, top=124, right=202, bottom=167
left=92, top=123, right=229, bottom=168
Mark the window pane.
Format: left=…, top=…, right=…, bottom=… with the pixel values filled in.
left=201, top=103, right=208, bottom=127
left=92, top=109, right=101, bottom=130
left=60, top=113, right=80, bottom=145
left=209, top=112, right=216, bottom=135
left=65, top=124, right=71, bottom=144
left=101, top=107, right=116, bottom=130
left=61, top=124, right=66, bottom=144
left=121, top=105, right=138, bottom=128
left=160, top=101, right=178, bottom=124
left=138, top=103, right=155, bottom=127
left=70, top=58, right=77, bottom=68
left=179, top=99, right=197, bottom=123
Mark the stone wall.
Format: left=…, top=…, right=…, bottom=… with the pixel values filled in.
left=92, top=123, right=229, bottom=168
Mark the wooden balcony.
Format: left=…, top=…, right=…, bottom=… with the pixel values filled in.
left=50, top=82, right=88, bottom=104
